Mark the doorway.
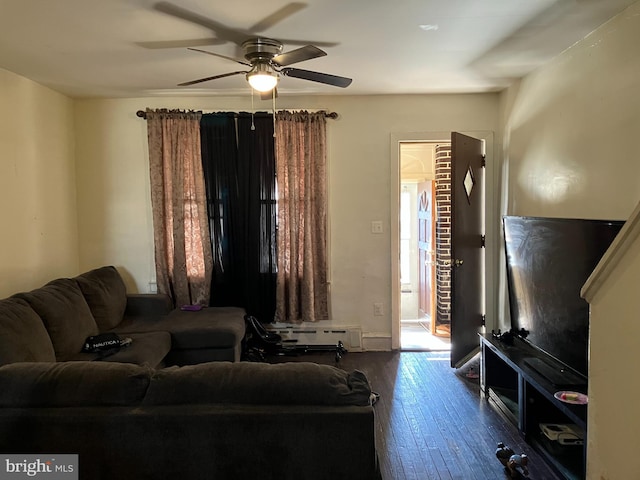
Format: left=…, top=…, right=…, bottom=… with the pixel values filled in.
left=399, top=142, right=451, bottom=351
left=391, top=131, right=496, bottom=359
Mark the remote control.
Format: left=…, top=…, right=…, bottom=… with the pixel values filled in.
left=180, top=304, right=203, bottom=311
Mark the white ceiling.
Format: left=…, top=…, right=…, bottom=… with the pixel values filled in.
left=0, top=0, right=635, bottom=98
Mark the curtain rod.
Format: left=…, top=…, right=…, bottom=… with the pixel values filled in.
left=136, top=110, right=338, bottom=120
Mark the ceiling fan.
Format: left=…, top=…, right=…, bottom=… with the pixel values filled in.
left=146, top=2, right=338, bottom=50
left=178, top=38, right=352, bottom=92
left=147, top=2, right=351, bottom=92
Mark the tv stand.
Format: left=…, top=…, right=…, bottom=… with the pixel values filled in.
left=522, top=357, right=585, bottom=387
left=479, top=333, right=587, bottom=479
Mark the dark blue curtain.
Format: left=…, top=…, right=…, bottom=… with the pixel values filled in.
left=200, top=113, right=277, bottom=322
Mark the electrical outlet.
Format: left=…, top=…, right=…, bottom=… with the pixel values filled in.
left=373, top=302, right=384, bottom=316
left=371, top=221, right=383, bottom=234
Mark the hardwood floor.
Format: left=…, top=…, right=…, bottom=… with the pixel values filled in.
left=270, top=350, right=562, bottom=480
left=400, top=320, right=451, bottom=351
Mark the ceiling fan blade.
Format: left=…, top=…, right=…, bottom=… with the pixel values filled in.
left=272, top=45, right=326, bottom=67
left=153, top=2, right=247, bottom=45
left=187, top=48, right=251, bottom=66
left=178, top=71, right=247, bottom=87
left=274, top=38, right=339, bottom=48
left=248, top=3, right=306, bottom=32
left=136, top=38, right=226, bottom=49
left=281, top=68, right=352, bottom=88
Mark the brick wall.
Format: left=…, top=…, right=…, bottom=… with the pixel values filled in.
left=435, top=144, right=452, bottom=327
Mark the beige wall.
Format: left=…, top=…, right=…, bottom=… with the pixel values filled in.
left=499, top=2, right=640, bottom=478
left=74, top=94, right=499, bottom=344
left=0, top=69, right=78, bottom=297
left=582, top=202, right=640, bottom=480
left=500, top=1, right=640, bottom=221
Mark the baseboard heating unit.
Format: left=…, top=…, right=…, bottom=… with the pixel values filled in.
left=267, top=324, right=362, bottom=351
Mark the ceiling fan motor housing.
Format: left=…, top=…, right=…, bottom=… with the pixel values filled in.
left=178, top=34, right=351, bottom=89
left=242, top=38, right=283, bottom=62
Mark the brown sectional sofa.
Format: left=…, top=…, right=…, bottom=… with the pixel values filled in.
left=1, top=266, right=246, bottom=367
left=0, top=266, right=381, bottom=479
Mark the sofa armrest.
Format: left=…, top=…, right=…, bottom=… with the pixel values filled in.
left=125, top=294, right=173, bottom=317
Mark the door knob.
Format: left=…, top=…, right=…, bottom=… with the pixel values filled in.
left=442, top=259, right=464, bottom=267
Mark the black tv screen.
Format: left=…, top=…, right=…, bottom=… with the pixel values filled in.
left=503, top=216, right=624, bottom=377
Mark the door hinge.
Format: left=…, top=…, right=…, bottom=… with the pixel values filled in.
left=481, top=154, right=486, bottom=168
left=481, top=234, right=486, bottom=248
left=481, top=314, right=486, bottom=327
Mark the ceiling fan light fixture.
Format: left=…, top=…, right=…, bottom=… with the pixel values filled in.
left=247, top=63, right=279, bottom=92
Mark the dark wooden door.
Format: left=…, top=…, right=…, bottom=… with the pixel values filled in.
left=418, top=181, right=436, bottom=332
left=450, top=132, right=485, bottom=368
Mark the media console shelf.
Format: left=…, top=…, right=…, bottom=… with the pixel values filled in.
left=479, top=333, right=588, bottom=480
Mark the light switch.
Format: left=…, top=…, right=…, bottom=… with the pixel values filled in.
left=371, top=221, right=383, bottom=234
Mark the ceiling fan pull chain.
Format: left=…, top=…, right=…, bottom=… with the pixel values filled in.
left=250, top=88, right=256, bottom=131
left=272, top=89, right=277, bottom=138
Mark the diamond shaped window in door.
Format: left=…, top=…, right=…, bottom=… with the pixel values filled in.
left=464, top=165, right=475, bottom=204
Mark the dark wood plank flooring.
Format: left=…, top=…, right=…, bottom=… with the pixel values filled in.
left=269, top=350, right=562, bottom=480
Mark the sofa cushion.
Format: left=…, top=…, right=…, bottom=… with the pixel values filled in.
left=14, top=278, right=99, bottom=359
left=125, top=293, right=173, bottom=317
left=113, top=307, right=245, bottom=350
left=0, top=298, right=56, bottom=365
left=75, top=266, right=127, bottom=331
left=143, top=362, right=372, bottom=406
left=61, top=331, right=172, bottom=369
left=114, top=307, right=245, bottom=350
left=0, top=361, right=152, bottom=407
left=162, top=308, right=246, bottom=349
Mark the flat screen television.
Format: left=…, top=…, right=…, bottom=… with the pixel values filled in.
left=503, top=215, right=624, bottom=378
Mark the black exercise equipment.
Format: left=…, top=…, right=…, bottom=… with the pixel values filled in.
left=242, top=315, right=347, bottom=363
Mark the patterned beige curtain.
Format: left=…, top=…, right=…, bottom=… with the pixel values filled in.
left=274, top=111, right=329, bottom=322
left=146, top=109, right=212, bottom=306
